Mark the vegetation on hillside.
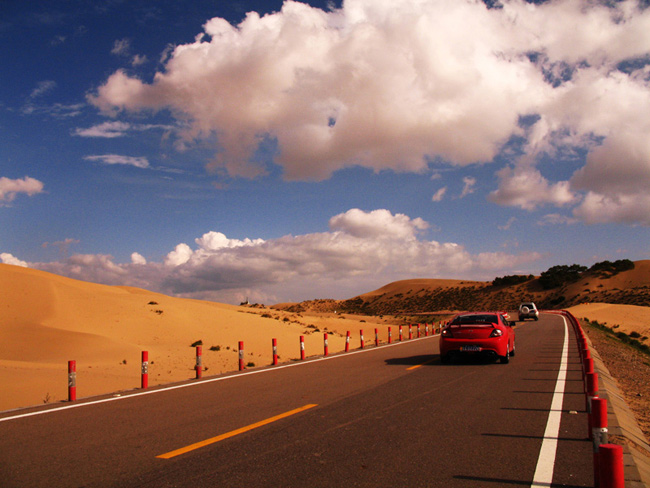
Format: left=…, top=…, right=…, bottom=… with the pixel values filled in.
left=276, top=259, right=647, bottom=315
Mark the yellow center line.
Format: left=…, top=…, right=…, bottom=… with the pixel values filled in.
left=407, top=358, right=437, bottom=370
left=157, top=403, right=318, bottom=459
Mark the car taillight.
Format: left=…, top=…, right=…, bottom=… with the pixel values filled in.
left=489, top=328, right=503, bottom=337
left=441, top=328, right=453, bottom=338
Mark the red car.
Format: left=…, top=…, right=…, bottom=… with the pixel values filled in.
left=440, top=312, right=515, bottom=364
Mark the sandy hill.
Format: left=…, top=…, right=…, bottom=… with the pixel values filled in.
left=3, top=260, right=649, bottom=412
left=280, top=261, right=650, bottom=316
left=1, top=264, right=380, bottom=411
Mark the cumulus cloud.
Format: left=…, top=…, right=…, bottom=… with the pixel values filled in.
left=489, top=165, right=578, bottom=211
left=0, top=176, right=45, bottom=204
left=83, top=154, right=149, bottom=168
left=17, top=209, right=542, bottom=304
left=131, top=252, right=147, bottom=265
left=0, top=253, right=28, bottom=267
left=88, top=0, right=650, bottom=224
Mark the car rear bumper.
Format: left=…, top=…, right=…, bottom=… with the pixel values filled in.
left=440, top=337, right=508, bottom=357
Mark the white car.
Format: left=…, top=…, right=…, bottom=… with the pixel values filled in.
left=518, top=302, right=539, bottom=321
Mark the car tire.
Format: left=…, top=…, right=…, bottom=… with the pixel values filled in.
left=510, top=342, right=516, bottom=357
left=500, top=349, right=510, bottom=364
left=534, top=316, right=538, bottom=321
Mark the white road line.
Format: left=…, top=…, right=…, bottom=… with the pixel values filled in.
left=530, top=315, right=569, bottom=487
left=0, top=334, right=437, bottom=423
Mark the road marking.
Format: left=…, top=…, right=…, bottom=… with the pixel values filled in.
left=1, top=335, right=436, bottom=423
left=530, top=315, right=568, bottom=487
left=156, top=403, right=318, bottom=459
left=406, top=358, right=437, bottom=370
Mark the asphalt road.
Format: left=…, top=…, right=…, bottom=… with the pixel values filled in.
left=0, top=313, right=593, bottom=487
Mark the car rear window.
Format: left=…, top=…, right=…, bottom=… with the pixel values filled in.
left=451, top=314, right=498, bottom=325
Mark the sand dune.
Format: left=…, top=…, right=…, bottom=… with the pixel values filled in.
left=1, top=264, right=374, bottom=411
left=2, top=262, right=648, bottom=412
left=568, top=302, right=650, bottom=338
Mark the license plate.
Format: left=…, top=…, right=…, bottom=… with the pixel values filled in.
left=460, top=345, right=481, bottom=352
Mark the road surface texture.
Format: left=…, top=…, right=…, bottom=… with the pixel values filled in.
left=0, top=313, right=593, bottom=487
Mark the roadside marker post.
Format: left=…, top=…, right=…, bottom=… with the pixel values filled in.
left=272, top=338, right=278, bottom=365
left=360, top=330, right=364, bottom=349
left=591, top=398, right=610, bottom=486
left=586, top=372, right=599, bottom=425
left=388, top=327, right=392, bottom=344
left=417, top=324, right=421, bottom=338
left=300, top=336, right=305, bottom=360
left=408, top=324, right=412, bottom=340
left=375, top=328, right=379, bottom=347
left=598, top=444, right=624, bottom=488
left=238, top=341, right=244, bottom=371
left=399, top=325, right=403, bottom=341
left=324, top=333, right=329, bottom=357
left=68, top=360, right=76, bottom=402
left=345, top=331, right=350, bottom=352
left=141, top=351, right=149, bottom=389
left=195, top=346, right=202, bottom=379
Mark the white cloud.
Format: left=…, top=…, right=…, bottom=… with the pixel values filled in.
left=87, top=0, right=650, bottom=224
left=74, top=121, right=132, bottom=138
left=111, top=38, right=131, bottom=56
left=460, top=176, right=476, bottom=198
left=572, top=192, right=650, bottom=226
left=29, top=80, right=56, bottom=99
left=164, top=243, right=193, bottom=266
left=329, top=208, right=428, bottom=240
left=489, top=165, right=578, bottom=211
left=0, top=176, right=44, bottom=204
left=537, top=213, right=578, bottom=226
left=21, top=208, right=542, bottom=303
left=131, top=252, right=147, bottom=265
left=432, top=187, right=446, bottom=202
left=0, top=253, right=28, bottom=267
left=83, top=154, right=149, bottom=168
left=131, top=54, right=147, bottom=67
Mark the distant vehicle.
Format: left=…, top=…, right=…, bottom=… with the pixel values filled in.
left=439, top=312, right=516, bottom=364
left=518, top=302, right=539, bottom=321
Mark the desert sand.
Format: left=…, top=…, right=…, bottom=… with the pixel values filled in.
left=2, top=263, right=648, bottom=413
left=0, top=264, right=404, bottom=411
left=567, top=302, right=650, bottom=338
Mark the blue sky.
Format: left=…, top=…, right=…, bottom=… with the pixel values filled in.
left=2, top=0, right=650, bottom=304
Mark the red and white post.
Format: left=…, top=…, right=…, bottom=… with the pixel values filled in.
left=324, top=333, right=329, bottom=357
left=141, top=351, right=149, bottom=389
left=586, top=372, right=599, bottom=435
left=417, top=324, right=421, bottom=338
left=375, top=328, right=379, bottom=347
left=425, top=324, right=429, bottom=336
left=345, top=331, right=351, bottom=352
left=238, top=341, right=244, bottom=370
left=598, top=444, right=625, bottom=488
left=409, top=324, right=413, bottom=340
left=388, top=327, right=392, bottom=344
left=195, top=346, right=202, bottom=379
left=399, top=325, right=403, bottom=341
left=68, top=360, right=76, bottom=402
left=300, top=336, right=305, bottom=360
left=360, top=330, right=364, bottom=349
left=272, top=338, right=278, bottom=365
left=591, top=397, right=608, bottom=484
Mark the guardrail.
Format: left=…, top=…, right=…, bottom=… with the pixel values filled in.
left=559, top=310, right=625, bottom=488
